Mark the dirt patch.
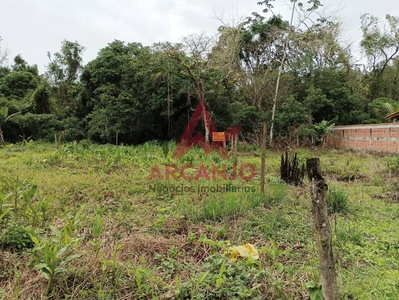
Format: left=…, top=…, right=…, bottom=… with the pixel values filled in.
left=372, top=192, right=399, bottom=202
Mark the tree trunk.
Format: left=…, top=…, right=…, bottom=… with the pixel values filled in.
left=269, top=1, right=296, bottom=144
left=306, top=158, right=339, bottom=300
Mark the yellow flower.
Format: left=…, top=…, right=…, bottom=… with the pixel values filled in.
left=227, top=244, right=259, bottom=261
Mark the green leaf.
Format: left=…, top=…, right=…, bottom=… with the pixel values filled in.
left=35, top=263, right=51, bottom=277
left=54, top=267, right=67, bottom=275
left=304, top=280, right=323, bottom=299
left=92, top=215, right=103, bottom=238
left=304, top=280, right=318, bottom=289
left=135, top=267, right=148, bottom=290
left=198, top=235, right=216, bottom=246
left=0, top=209, right=9, bottom=221
left=57, top=245, right=68, bottom=256
left=309, top=288, right=323, bottom=300
left=218, top=261, right=226, bottom=278
left=0, top=107, right=8, bottom=119
left=197, top=271, right=209, bottom=285
left=23, top=184, right=38, bottom=203
left=216, top=277, right=223, bottom=288
left=49, top=225, right=62, bottom=238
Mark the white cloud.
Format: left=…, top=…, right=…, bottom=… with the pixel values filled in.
left=0, top=0, right=398, bottom=72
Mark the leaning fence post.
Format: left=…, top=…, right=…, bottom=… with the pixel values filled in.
left=306, top=158, right=339, bottom=300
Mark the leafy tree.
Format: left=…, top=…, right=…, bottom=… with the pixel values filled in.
left=81, top=40, right=147, bottom=143
left=274, top=95, right=311, bottom=145
left=0, top=37, right=10, bottom=81
left=361, top=14, right=399, bottom=76
left=0, top=52, right=58, bottom=141
left=31, top=82, right=53, bottom=114
left=367, top=97, right=399, bottom=123
left=0, top=66, right=10, bottom=80
left=164, top=35, right=224, bottom=142
left=257, top=0, right=324, bottom=143
left=12, top=54, right=39, bottom=75
left=0, top=71, right=38, bottom=100
left=367, top=60, right=399, bottom=101
left=0, top=36, right=8, bottom=67
left=0, top=106, right=20, bottom=143
left=210, top=15, right=291, bottom=142
left=47, top=40, right=85, bottom=84
left=82, top=41, right=191, bottom=144
left=239, top=14, right=289, bottom=110
left=361, top=14, right=399, bottom=101
left=291, top=22, right=350, bottom=75
left=9, top=112, right=55, bottom=141
left=46, top=40, right=85, bottom=109
left=292, top=68, right=364, bottom=126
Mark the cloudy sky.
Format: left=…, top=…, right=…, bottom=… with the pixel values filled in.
left=1, top=0, right=398, bottom=72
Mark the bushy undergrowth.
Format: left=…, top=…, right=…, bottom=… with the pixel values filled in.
left=0, top=141, right=398, bottom=299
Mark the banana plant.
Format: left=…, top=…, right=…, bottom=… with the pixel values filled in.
left=311, top=116, right=338, bottom=148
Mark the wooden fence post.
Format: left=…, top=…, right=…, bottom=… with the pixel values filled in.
left=260, top=121, right=267, bottom=193
left=234, top=135, right=238, bottom=164
left=306, top=158, right=339, bottom=300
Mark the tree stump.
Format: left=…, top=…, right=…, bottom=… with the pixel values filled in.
left=280, top=150, right=305, bottom=186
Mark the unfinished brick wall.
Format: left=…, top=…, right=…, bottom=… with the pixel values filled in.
left=326, top=124, right=399, bottom=153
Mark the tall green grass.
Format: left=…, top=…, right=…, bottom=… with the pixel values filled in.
left=201, top=183, right=287, bottom=221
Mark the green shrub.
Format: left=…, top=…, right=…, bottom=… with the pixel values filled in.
left=1, top=224, right=40, bottom=250
left=178, top=252, right=266, bottom=299
left=385, top=156, right=399, bottom=175
left=326, top=190, right=349, bottom=214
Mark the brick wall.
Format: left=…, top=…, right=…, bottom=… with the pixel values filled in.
left=326, top=124, right=399, bottom=153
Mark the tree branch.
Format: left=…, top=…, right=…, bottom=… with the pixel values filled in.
left=5, top=111, right=21, bottom=122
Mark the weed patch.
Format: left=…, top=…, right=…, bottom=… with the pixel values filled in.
left=0, top=143, right=398, bottom=299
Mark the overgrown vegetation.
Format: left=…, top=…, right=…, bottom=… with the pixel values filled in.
left=1, top=3, right=399, bottom=146
left=0, top=142, right=399, bottom=299
left=1, top=1, right=399, bottom=298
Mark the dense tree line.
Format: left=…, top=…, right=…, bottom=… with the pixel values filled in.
left=1, top=3, right=399, bottom=146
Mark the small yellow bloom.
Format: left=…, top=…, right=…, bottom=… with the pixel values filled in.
left=227, top=244, right=259, bottom=261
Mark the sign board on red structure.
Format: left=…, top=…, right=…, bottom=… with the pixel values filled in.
left=172, top=99, right=241, bottom=159
left=212, top=132, right=225, bottom=142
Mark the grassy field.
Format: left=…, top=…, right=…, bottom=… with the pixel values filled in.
left=1, top=141, right=399, bottom=299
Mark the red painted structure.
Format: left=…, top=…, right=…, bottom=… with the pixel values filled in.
left=172, top=99, right=241, bottom=158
